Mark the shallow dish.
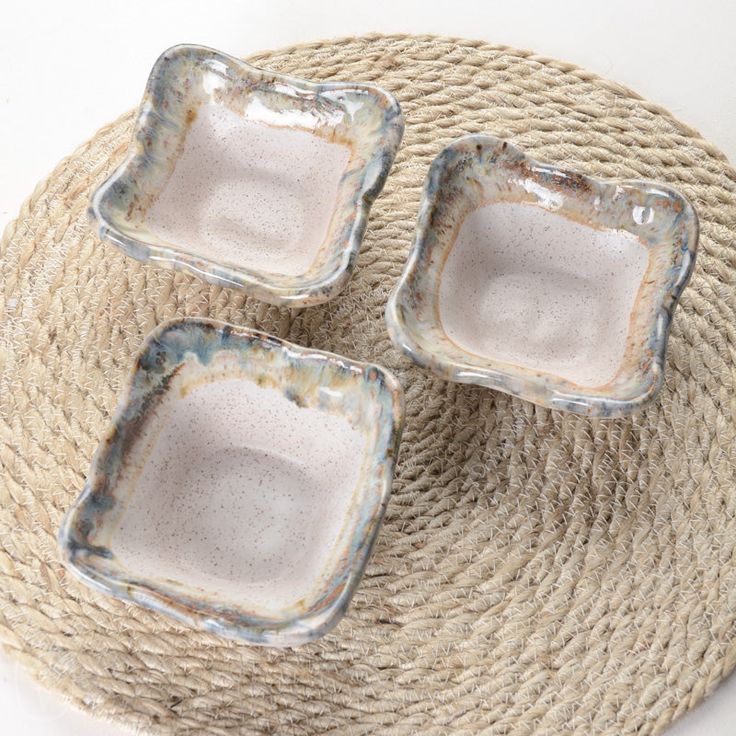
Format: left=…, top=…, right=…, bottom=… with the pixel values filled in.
left=386, top=135, right=698, bottom=417
left=89, top=44, right=404, bottom=307
left=59, top=319, right=403, bottom=646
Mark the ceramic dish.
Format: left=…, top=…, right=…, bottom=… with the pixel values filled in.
left=58, top=319, right=404, bottom=646
left=89, top=44, right=404, bottom=307
left=386, top=135, right=698, bottom=417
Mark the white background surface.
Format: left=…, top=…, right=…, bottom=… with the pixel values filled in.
left=1, top=1, right=735, bottom=733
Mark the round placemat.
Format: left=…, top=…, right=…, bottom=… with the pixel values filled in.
left=2, top=34, right=736, bottom=736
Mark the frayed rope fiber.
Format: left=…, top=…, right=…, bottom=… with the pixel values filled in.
left=1, top=34, right=736, bottom=735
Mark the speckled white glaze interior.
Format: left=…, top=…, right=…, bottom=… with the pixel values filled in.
left=386, top=135, right=698, bottom=417
left=89, top=45, right=404, bottom=307
left=439, top=201, right=649, bottom=389
left=59, top=319, right=404, bottom=646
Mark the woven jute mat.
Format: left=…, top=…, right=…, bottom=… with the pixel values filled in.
left=1, top=33, right=736, bottom=735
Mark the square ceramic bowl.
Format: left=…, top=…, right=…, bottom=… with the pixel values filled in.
left=58, top=319, right=404, bottom=646
left=386, top=135, right=698, bottom=417
left=89, top=44, right=404, bottom=307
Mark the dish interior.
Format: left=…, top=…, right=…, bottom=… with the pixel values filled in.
left=387, top=136, right=698, bottom=415
left=109, top=366, right=368, bottom=615
left=61, top=320, right=404, bottom=643
left=439, top=202, right=650, bottom=387
left=145, top=103, right=351, bottom=277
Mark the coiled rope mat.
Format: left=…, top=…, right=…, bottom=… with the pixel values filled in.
left=1, top=33, right=736, bottom=736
